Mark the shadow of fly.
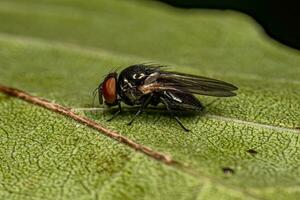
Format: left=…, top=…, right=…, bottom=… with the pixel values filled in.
left=93, top=64, right=238, bottom=132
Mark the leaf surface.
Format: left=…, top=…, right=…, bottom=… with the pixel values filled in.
left=0, top=0, right=300, bottom=199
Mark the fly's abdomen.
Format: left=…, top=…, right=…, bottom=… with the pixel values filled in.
left=162, top=91, right=203, bottom=112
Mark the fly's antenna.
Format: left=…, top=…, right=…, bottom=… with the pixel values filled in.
left=92, top=86, right=99, bottom=107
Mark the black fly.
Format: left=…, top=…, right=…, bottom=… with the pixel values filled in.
left=95, top=64, right=238, bottom=131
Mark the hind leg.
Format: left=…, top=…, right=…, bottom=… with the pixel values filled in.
left=160, top=97, right=190, bottom=132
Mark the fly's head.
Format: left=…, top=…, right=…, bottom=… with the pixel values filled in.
left=97, top=72, right=118, bottom=106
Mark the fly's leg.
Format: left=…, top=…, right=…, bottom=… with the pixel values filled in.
left=160, top=97, right=190, bottom=132
left=107, top=101, right=122, bottom=122
left=128, top=94, right=153, bottom=126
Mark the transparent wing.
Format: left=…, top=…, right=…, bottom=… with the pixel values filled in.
left=139, top=65, right=238, bottom=97
left=159, top=71, right=238, bottom=97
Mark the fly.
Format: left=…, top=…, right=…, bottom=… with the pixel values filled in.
left=95, top=64, right=238, bottom=131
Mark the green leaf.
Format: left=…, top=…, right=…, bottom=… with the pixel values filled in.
left=0, top=0, right=300, bottom=199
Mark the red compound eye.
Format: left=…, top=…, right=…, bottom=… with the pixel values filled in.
left=102, top=76, right=117, bottom=104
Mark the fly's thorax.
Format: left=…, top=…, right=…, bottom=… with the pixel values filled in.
left=117, top=69, right=149, bottom=105
left=117, top=77, right=144, bottom=105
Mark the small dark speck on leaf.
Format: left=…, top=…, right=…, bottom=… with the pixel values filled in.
left=295, top=127, right=300, bottom=130
left=246, top=149, right=258, bottom=155
left=222, top=167, right=235, bottom=175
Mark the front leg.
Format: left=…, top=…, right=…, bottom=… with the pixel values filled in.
left=127, top=94, right=153, bottom=126
left=107, top=101, right=122, bottom=122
